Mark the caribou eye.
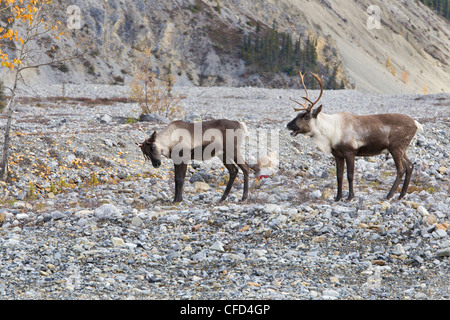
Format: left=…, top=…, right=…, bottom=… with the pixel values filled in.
left=301, top=112, right=310, bottom=120
left=150, top=145, right=156, bottom=151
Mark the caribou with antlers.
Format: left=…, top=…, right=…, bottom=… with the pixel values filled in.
left=287, top=71, right=423, bottom=201
left=133, top=120, right=249, bottom=203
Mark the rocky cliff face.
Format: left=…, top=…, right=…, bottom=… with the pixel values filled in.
left=2, top=0, right=449, bottom=94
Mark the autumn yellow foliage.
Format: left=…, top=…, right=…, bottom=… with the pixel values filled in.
left=385, top=56, right=396, bottom=76
left=1, top=0, right=66, bottom=182
left=0, top=0, right=56, bottom=70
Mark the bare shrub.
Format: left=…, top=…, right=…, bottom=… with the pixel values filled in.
left=129, top=47, right=184, bottom=120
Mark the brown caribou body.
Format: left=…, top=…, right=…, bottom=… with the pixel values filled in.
left=287, top=72, right=423, bottom=201
left=138, top=119, right=249, bottom=203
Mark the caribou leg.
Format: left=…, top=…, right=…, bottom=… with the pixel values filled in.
left=386, top=150, right=406, bottom=200
left=345, top=154, right=356, bottom=200
left=220, top=162, right=239, bottom=202
left=235, top=152, right=249, bottom=201
left=399, top=155, right=414, bottom=199
left=236, top=163, right=249, bottom=201
left=173, top=163, right=187, bottom=203
left=334, top=155, right=345, bottom=201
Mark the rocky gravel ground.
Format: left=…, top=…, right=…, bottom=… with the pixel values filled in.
left=0, top=84, right=449, bottom=300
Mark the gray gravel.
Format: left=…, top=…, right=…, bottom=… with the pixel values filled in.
left=0, top=84, right=449, bottom=300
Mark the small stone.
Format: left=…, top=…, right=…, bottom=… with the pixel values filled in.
left=16, top=213, right=29, bottom=220
left=77, top=218, right=88, bottom=227
left=189, top=171, right=214, bottom=183
left=423, top=214, right=437, bottom=226
left=66, top=154, right=76, bottom=163
left=436, top=223, right=449, bottom=231
left=238, top=225, right=250, bottom=232
left=131, top=216, right=143, bottom=227
left=265, top=204, right=281, bottom=214
left=100, top=114, right=112, bottom=123
left=417, top=206, right=429, bottom=216
left=51, top=211, right=67, bottom=221
left=193, top=181, right=210, bottom=192
left=251, top=249, right=266, bottom=258
left=181, top=234, right=190, bottom=241
left=217, top=206, right=229, bottom=212
left=322, top=289, right=340, bottom=299
left=192, top=250, right=207, bottom=262
left=247, top=282, right=260, bottom=287
left=102, top=139, right=113, bottom=147
left=145, top=273, right=162, bottom=283
left=372, top=260, right=386, bottom=266
left=94, top=204, right=122, bottom=219
left=72, top=244, right=85, bottom=253
left=191, top=275, right=203, bottom=282
left=112, top=237, right=125, bottom=246
left=381, top=201, right=391, bottom=211
left=139, top=113, right=169, bottom=124
left=312, top=236, right=326, bottom=243
left=438, top=166, right=447, bottom=175
left=392, top=244, right=406, bottom=256
left=436, top=247, right=450, bottom=257
left=330, top=276, right=340, bottom=284
left=76, top=209, right=94, bottom=216
left=6, top=238, right=20, bottom=247
left=311, top=190, right=322, bottom=199
left=415, top=292, right=428, bottom=299
left=403, top=201, right=419, bottom=209
left=432, top=229, right=448, bottom=239
left=413, top=255, right=424, bottom=264
left=222, top=253, right=244, bottom=261
left=210, top=241, right=225, bottom=252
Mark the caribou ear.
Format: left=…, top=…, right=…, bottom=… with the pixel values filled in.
left=150, top=131, right=157, bottom=141
left=312, top=105, right=323, bottom=118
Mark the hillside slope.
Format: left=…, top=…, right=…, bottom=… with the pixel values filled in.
left=1, top=0, right=449, bottom=94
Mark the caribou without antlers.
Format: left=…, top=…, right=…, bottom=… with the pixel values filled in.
left=136, top=120, right=249, bottom=203
left=287, top=71, right=423, bottom=201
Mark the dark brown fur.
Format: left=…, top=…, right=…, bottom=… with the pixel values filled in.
left=288, top=110, right=422, bottom=201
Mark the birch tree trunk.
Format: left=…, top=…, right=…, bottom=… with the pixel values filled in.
left=0, top=68, right=20, bottom=181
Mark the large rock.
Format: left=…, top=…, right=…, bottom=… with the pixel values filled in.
left=94, top=204, right=123, bottom=219
left=139, top=114, right=169, bottom=124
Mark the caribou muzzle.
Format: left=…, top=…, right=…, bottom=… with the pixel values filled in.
left=152, top=159, right=161, bottom=168
left=287, top=119, right=300, bottom=137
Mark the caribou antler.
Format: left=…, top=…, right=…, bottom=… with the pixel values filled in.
left=128, top=132, right=141, bottom=146
left=290, top=71, right=324, bottom=112
left=309, top=72, right=323, bottom=109
left=128, top=124, right=148, bottom=147
left=290, top=71, right=312, bottom=112
left=136, top=124, right=146, bottom=136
